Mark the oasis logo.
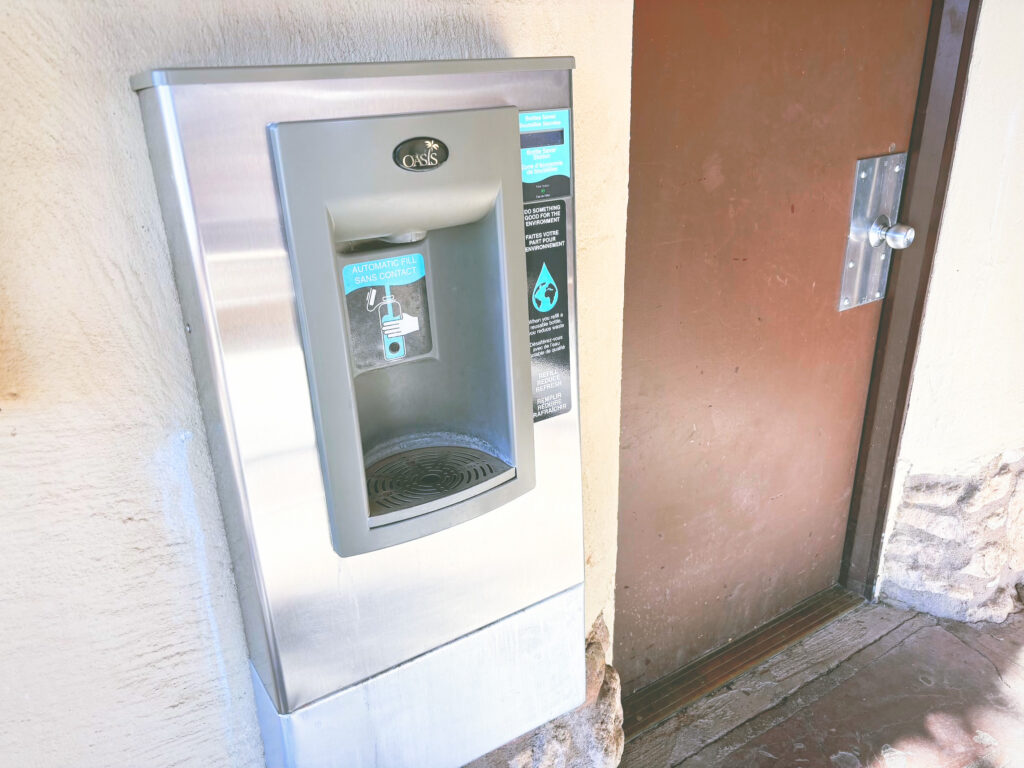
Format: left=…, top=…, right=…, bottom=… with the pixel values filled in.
left=393, top=137, right=449, bottom=171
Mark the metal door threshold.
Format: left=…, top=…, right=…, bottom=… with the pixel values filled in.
left=622, top=585, right=864, bottom=740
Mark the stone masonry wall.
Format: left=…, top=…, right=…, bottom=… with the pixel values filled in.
left=880, top=451, right=1024, bottom=623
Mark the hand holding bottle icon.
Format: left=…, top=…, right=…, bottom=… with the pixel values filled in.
left=367, top=288, right=419, bottom=360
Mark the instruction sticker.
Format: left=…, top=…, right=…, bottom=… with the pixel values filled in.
left=520, top=109, right=572, bottom=202
left=341, top=253, right=432, bottom=370
left=524, top=201, right=572, bottom=422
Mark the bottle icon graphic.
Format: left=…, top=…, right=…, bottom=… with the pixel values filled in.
left=379, top=299, right=406, bottom=360
left=532, top=263, right=558, bottom=313
left=366, top=286, right=419, bottom=361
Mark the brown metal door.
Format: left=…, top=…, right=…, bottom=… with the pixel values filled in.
left=615, top=0, right=932, bottom=693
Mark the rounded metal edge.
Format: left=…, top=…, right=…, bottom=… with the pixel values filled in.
left=130, top=56, right=576, bottom=92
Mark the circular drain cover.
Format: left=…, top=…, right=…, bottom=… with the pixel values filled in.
left=366, top=445, right=511, bottom=516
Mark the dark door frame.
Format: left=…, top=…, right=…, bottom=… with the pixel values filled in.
left=840, top=0, right=982, bottom=597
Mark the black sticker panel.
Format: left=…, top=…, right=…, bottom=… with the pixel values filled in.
left=524, top=201, right=572, bottom=422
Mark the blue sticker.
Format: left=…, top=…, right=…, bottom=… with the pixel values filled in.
left=520, top=109, right=572, bottom=202
left=341, top=253, right=426, bottom=294
left=341, top=254, right=432, bottom=367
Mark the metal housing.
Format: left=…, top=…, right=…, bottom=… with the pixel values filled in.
left=270, top=106, right=536, bottom=555
left=133, top=59, right=583, bottom=767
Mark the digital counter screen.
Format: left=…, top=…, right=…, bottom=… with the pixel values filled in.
left=520, top=129, right=565, bottom=149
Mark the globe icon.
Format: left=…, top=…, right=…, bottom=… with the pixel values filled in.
left=532, top=263, right=559, bottom=313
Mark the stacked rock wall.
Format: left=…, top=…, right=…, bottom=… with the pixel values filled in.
left=880, top=452, right=1024, bottom=623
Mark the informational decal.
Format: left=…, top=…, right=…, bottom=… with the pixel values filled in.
left=341, top=253, right=432, bottom=370
left=519, top=109, right=572, bottom=202
left=524, top=201, right=572, bottom=422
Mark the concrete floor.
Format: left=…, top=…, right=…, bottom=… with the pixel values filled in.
left=622, top=602, right=1024, bottom=768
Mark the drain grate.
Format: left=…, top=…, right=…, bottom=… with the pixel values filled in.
left=366, top=445, right=511, bottom=516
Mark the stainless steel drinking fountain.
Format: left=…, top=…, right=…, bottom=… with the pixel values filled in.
left=132, top=58, right=583, bottom=767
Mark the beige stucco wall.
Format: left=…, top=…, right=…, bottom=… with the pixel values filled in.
left=877, top=0, right=1024, bottom=617
left=0, top=2, right=632, bottom=765
left=893, top=0, right=1024, bottom=476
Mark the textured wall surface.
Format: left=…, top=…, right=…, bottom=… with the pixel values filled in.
left=0, top=2, right=632, bottom=765
left=878, top=0, right=1024, bottom=621
left=883, top=453, right=1024, bottom=622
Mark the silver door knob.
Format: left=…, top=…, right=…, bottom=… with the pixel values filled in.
left=869, top=214, right=915, bottom=250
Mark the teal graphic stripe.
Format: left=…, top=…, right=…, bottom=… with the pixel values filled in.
left=519, top=109, right=571, bottom=184
left=341, top=253, right=425, bottom=294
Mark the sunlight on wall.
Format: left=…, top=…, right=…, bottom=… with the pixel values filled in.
left=0, top=2, right=633, bottom=765
left=878, top=0, right=1024, bottom=619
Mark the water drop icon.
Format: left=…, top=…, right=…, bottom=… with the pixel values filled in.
left=532, top=263, right=558, bottom=313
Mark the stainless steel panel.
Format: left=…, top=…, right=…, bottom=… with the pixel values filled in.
left=131, top=57, right=576, bottom=90
left=137, top=88, right=284, bottom=700
left=839, top=152, right=909, bottom=311
left=136, top=66, right=582, bottom=715
left=253, top=585, right=585, bottom=768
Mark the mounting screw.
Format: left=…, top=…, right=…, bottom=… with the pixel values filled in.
left=860, top=171, right=868, bottom=179
left=848, top=261, right=855, bottom=269
left=894, top=165, right=901, bottom=173
left=843, top=298, right=851, bottom=306
left=185, top=323, right=192, bottom=334
left=875, top=291, right=881, bottom=298
left=880, top=253, right=886, bottom=260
